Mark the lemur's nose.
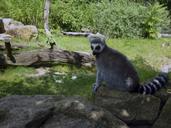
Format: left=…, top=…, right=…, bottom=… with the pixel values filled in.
left=95, top=46, right=100, bottom=50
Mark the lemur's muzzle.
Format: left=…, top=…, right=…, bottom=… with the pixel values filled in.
left=91, top=45, right=101, bottom=55
left=92, top=51, right=96, bottom=55
left=92, top=51, right=99, bottom=55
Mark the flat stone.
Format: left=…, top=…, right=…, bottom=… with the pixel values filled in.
left=94, top=86, right=161, bottom=125
left=152, top=97, right=171, bottom=128
left=0, top=95, right=60, bottom=128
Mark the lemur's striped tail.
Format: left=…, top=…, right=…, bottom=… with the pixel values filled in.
left=138, top=64, right=171, bottom=94
left=138, top=73, right=168, bottom=94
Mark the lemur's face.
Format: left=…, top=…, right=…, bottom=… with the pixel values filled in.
left=90, top=38, right=105, bottom=55
left=88, top=33, right=106, bottom=56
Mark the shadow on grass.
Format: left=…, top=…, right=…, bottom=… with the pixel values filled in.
left=0, top=66, right=95, bottom=98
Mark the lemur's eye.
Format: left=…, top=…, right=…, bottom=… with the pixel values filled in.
left=91, top=46, right=94, bottom=50
left=95, top=46, right=100, bottom=50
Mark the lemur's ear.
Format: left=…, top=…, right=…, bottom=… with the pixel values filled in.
left=88, top=33, right=106, bottom=43
left=96, top=33, right=106, bottom=42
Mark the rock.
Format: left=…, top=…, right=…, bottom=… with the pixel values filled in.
left=94, top=86, right=161, bottom=125
left=0, top=95, right=58, bottom=128
left=0, top=95, right=128, bottom=128
left=6, top=25, right=38, bottom=40
left=152, top=97, right=171, bottom=128
left=0, top=109, right=7, bottom=123
left=154, top=88, right=171, bottom=107
left=2, top=18, right=38, bottom=40
left=2, top=18, right=23, bottom=28
left=129, top=126, right=151, bottom=128
left=43, top=97, right=128, bottom=128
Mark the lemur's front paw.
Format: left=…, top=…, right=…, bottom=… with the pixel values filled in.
left=92, top=83, right=99, bottom=93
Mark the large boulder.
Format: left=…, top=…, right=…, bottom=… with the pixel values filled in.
left=152, top=97, right=171, bottom=128
left=0, top=95, right=128, bottom=128
left=2, top=18, right=23, bottom=28
left=94, top=86, right=161, bottom=126
left=2, top=18, right=38, bottom=40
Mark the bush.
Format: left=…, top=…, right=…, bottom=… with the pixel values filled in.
left=91, top=0, right=146, bottom=38
left=143, top=2, right=170, bottom=38
left=0, top=0, right=43, bottom=28
left=91, top=0, right=170, bottom=38
left=0, top=0, right=170, bottom=38
left=50, top=0, right=94, bottom=31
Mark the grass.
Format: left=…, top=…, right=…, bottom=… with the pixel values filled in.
left=0, top=65, right=95, bottom=98
left=0, top=35, right=171, bottom=98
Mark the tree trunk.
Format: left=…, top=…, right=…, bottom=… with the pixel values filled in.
left=44, top=0, right=51, bottom=36
left=44, top=0, right=56, bottom=49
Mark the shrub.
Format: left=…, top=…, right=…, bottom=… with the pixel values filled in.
left=90, top=0, right=170, bottom=38
left=142, top=2, right=170, bottom=38
left=0, top=0, right=170, bottom=38
left=90, top=0, right=146, bottom=38
left=50, top=0, right=94, bottom=31
left=0, top=0, right=43, bottom=28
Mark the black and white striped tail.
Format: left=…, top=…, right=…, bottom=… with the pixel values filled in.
left=138, top=73, right=168, bottom=94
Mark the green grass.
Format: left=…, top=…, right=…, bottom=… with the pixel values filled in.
left=0, top=65, right=95, bottom=98
left=0, top=35, right=171, bottom=98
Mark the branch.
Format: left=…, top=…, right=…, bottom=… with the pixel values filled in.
left=62, top=32, right=92, bottom=37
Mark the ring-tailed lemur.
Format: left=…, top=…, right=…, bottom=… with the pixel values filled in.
left=88, top=33, right=171, bottom=94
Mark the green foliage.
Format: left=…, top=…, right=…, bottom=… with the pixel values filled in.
left=91, top=0, right=146, bottom=38
left=0, top=0, right=170, bottom=38
left=0, top=0, right=10, bottom=17
left=0, top=0, right=43, bottom=27
left=91, top=0, right=170, bottom=38
left=50, top=0, right=94, bottom=31
left=143, top=2, right=170, bottom=38
left=131, top=0, right=169, bottom=4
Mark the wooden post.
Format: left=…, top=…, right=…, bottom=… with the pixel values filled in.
left=44, top=0, right=51, bottom=36
left=5, top=42, right=12, bottom=58
left=0, top=19, right=5, bottom=34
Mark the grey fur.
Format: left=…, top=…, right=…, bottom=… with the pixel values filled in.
left=88, top=33, right=140, bottom=93
left=88, top=33, right=171, bottom=94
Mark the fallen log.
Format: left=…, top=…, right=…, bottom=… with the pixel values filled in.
left=0, top=48, right=95, bottom=67
left=62, top=31, right=92, bottom=37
